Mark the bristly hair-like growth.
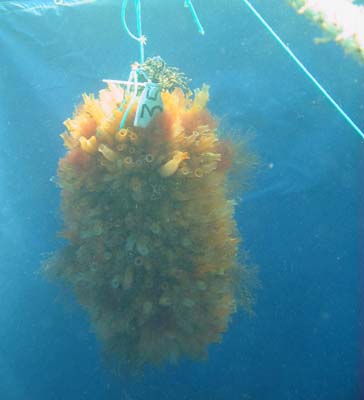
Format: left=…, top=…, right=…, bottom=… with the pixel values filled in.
left=44, top=64, right=256, bottom=372
left=141, top=56, right=191, bottom=93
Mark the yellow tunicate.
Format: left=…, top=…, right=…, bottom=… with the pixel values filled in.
left=115, top=128, right=129, bottom=142
left=98, top=121, right=117, bottom=138
left=191, top=84, right=209, bottom=111
left=64, top=118, right=73, bottom=132
left=116, top=143, right=127, bottom=152
left=136, top=237, right=149, bottom=256
left=203, top=152, right=222, bottom=162
left=98, top=144, right=118, bottom=162
left=194, top=168, right=203, bottom=178
left=61, top=132, right=77, bottom=149
left=123, top=156, right=134, bottom=168
left=130, top=176, right=142, bottom=192
left=196, top=135, right=217, bottom=152
left=64, top=118, right=80, bottom=137
left=202, top=162, right=218, bottom=175
left=79, top=136, right=98, bottom=154
left=99, top=89, right=117, bottom=115
left=129, top=131, right=138, bottom=143
left=180, top=165, right=190, bottom=176
left=107, top=82, right=124, bottom=103
left=122, top=267, right=133, bottom=290
left=184, top=131, right=200, bottom=146
left=145, top=154, right=154, bottom=163
left=116, top=159, right=123, bottom=169
left=134, top=256, right=143, bottom=267
left=159, top=151, right=190, bottom=177
left=150, top=222, right=161, bottom=235
left=82, top=93, right=105, bottom=124
left=111, top=276, right=121, bottom=289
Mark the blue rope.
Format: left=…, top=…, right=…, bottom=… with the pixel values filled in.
left=184, top=0, right=205, bottom=35
left=241, top=0, right=364, bottom=141
left=135, top=0, right=144, bottom=64
left=121, top=0, right=144, bottom=64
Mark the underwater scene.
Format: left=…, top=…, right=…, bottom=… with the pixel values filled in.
left=1, top=0, right=363, bottom=399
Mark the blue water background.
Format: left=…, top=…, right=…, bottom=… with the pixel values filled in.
left=0, top=0, right=363, bottom=399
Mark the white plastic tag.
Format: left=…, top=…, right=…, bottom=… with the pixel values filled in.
left=134, top=83, right=163, bottom=128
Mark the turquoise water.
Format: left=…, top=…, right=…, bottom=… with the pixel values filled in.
left=0, top=1, right=363, bottom=399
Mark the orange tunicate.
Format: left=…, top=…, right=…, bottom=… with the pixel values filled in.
left=45, top=79, right=255, bottom=371
left=63, top=147, right=90, bottom=170
left=65, top=114, right=97, bottom=139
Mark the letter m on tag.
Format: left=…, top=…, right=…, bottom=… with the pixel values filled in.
left=134, top=84, right=163, bottom=128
